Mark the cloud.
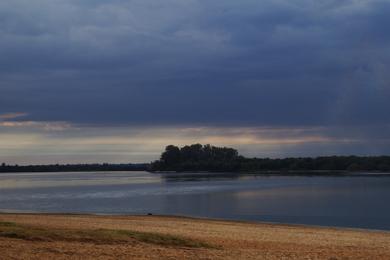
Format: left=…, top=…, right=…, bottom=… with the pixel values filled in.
left=0, top=120, right=71, bottom=131
left=0, top=112, right=27, bottom=120
left=0, top=0, right=389, bottom=127
left=0, top=0, right=390, bottom=162
left=1, top=124, right=390, bottom=164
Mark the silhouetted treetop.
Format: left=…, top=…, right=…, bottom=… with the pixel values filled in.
left=151, top=144, right=241, bottom=171
left=151, top=144, right=390, bottom=172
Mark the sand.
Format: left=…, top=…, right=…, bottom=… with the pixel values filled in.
left=1, top=213, right=390, bottom=259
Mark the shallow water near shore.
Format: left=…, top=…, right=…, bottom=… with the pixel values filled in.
left=1, top=171, right=390, bottom=230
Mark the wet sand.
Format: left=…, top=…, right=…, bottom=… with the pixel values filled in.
left=1, top=213, right=390, bottom=259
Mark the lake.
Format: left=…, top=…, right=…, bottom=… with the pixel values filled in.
left=1, top=171, right=390, bottom=230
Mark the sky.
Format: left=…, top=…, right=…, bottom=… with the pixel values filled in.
left=1, top=0, right=390, bottom=164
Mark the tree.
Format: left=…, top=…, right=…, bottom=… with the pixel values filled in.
left=151, top=144, right=240, bottom=171
left=161, top=145, right=181, bottom=165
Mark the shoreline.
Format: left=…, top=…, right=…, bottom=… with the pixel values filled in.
left=1, top=211, right=390, bottom=234
left=1, top=213, right=390, bottom=259
left=2, top=170, right=390, bottom=177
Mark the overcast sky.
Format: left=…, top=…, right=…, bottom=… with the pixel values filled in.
left=1, top=0, right=390, bottom=164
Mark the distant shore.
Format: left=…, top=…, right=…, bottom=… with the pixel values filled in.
left=2, top=168, right=390, bottom=176
left=1, top=214, right=390, bottom=259
left=2, top=151, right=390, bottom=173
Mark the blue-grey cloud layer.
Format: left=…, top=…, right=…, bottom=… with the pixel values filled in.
left=1, top=0, right=390, bottom=128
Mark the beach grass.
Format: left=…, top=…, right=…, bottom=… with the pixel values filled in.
left=2, top=215, right=390, bottom=259
left=0, top=221, right=212, bottom=248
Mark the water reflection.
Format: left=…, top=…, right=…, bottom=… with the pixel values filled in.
left=1, top=171, right=390, bottom=230
left=0, top=171, right=161, bottom=189
left=160, top=172, right=242, bottom=182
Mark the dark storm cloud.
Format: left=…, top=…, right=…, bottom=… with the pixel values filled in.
left=1, top=0, right=390, bottom=128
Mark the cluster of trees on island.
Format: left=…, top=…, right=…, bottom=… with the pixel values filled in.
left=1, top=144, right=390, bottom=173
left=150, top=144, right=390, bottom=172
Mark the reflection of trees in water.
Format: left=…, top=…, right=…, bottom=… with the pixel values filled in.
left=160, top=172, right=242, bottom=183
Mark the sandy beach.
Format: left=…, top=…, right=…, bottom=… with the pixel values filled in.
left=1, top=214, right=390, bottom=259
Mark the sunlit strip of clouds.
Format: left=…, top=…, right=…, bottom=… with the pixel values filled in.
left=2, top=121, right=389, bottom=164
left=0, top=121, right=72, bottom=131
left=0, top=112, right=28, bottom=120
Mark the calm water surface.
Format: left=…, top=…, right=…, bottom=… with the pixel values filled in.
left=1, top=171, right=390, bottom=230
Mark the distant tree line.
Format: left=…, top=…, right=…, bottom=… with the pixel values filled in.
left=150, top=144, right=390, bottom=172
left=0, top=163, right=148, bottom=173
left=2, top=144, right=390, bottom=173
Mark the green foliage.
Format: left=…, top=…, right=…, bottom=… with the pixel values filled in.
left=151, top=144, right=390, bottom=172
left=151, top=144, right=240, bottom=171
